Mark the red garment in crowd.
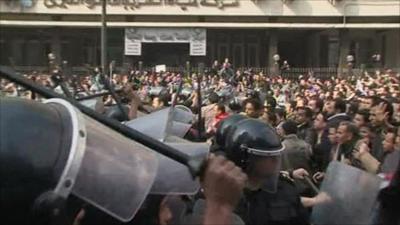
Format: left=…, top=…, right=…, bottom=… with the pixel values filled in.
left=207, top=112, right=230, bottom=134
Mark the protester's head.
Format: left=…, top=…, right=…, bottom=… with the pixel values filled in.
left=208, top=92, right=220, bottom=104
left=323, top=97, right=335, bottom=116
left=243, top=98, right=262, bottom=118
left=274, top=107, right=286, bottom=124
left=347, top=101, right=359, bottom=117
left=215, top=103, right=226, bottom=115
left=383, top=128, right=398, bottom=153
left=295, top=95, right=307, bottom=108
left=370, top=98, right=394, bottom=127
left=334, top=98, right=347, bottom=114
left=295, top=106, right=313, bottom=125
left=263, top=110, right=277, bottom=127
left=336, top=121, right=359, bottom=145
left=308, top=97, right=324, bottom=115
left=359, top=125, right=373, bottom=145
left=328, top=127, right=338, bottom=144
left=280, top=120, right=298, bottom=136
left=314, top=112, right=328, bottom=131
left=359, top=96, right=375, bottom=110
left=152, top=94, right=169, bottom=109
left=353, top=109, right=370, bottom=128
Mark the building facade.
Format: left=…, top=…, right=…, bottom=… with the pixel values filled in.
left=0, top=0, right=399, bottom=70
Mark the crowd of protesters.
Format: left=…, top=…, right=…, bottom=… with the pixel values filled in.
left=2, top=60, right=400, bottom=172
left=1, top=58, right=400, bottom=224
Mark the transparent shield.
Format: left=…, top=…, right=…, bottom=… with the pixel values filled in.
left=170, top=121, right=192, bottom=138
left=311, top=161, right=383, bottom=225
left=125, top=108, right=170, bottom=140
left=150, top=142, right=209, bottom=195
left=79, top=97, right=103, bottom=112
left=126, top=106, right=193, bottom=140
left=72, top=115, right=158, bottom=222
left=173, top=106, right=194, bottom=124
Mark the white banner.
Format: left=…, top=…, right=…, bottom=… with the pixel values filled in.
left=155, top=65, right=167, bottom=73
left=125, top=28, right=206, bottom=56
left=190, top=41, right=207, bottom=56
left=124, top=38, right=142, bottom=56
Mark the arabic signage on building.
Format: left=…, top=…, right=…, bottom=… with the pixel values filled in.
left=124, top=28, right=206, bottom=56
left=42, top=0, right=239, bottom=10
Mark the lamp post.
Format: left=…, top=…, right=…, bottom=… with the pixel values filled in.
left=273, top=54, right=280, bottom=77
left=101, top=0, right=107, bottom=77
left=346, top=54, right=354, bottom=77
left=186, top=61, right=190, bottom=78
left=372, top=53, right=381, bottom=72
left=138, top=61, right=143, bottom=76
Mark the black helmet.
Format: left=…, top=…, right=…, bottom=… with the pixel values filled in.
left=228, top=97, right=242, bottom=112
left=224, top=118, right=284, bottom=193
left=215, top=114, right=247, bottom=147
left=224, top=118, right=283, bottom=169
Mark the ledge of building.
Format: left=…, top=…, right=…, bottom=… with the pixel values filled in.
left=1, top=20, right=399, bottom=29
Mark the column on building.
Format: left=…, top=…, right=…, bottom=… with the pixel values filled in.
left=50, top=28, right=62, bottom=66
left=372, top=31, right=384, bottom=68
left=10, top=38, right=24, bottom=66
left=338, top=29, right=351, bottom=69
left=384, top=29, right=400, bottom=69
left=267, top=29, right=278, bottom=69
left=353, top=30, right=375, bottom=68
left=306, top=32, right=321, bottom=67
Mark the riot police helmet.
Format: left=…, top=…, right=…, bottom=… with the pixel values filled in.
left=215, top=114, right=247, bottom=147
left=224, top=118, right=284, bottom=192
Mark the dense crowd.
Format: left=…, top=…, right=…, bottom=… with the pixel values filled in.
left=1, top=60, right=400, bottom=225
left=2, top=61, right=400, bottom=173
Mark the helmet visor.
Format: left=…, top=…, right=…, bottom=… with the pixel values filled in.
left=246, top=154, right=282, bottom=193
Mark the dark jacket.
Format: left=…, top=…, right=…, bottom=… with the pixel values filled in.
left=311, top=129, right=332, bottom=172
left=235, top=175, right=309, bottom=225
left=282, top=134, right=312, bottom=171
left=297, top=121, right=314, bottom=145
left=335, top=138, right=363, bottom=169
left=371, top=126, right=390, bottom=162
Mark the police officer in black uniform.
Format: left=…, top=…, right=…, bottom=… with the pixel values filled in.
left=216, top=117, right=310, bottom=225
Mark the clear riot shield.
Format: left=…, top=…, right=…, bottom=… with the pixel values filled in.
left=170, top=121, right=192, bottom=138
left=311, top=161, right=383, bottom=225
left=173, top=105, right=194, bottom=124
left=167, top=106, right=193, bottom=138
left=126, top=106, right=193, bottom=140
left=125, top=108, right=170, bottom=140
left=79, top=97, right=104, bottom=113
left=150, top=142, right=209, bottom=195
left=125, top=105, right=206, bottom=196
left=72, top=115, right=158, bottom=222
